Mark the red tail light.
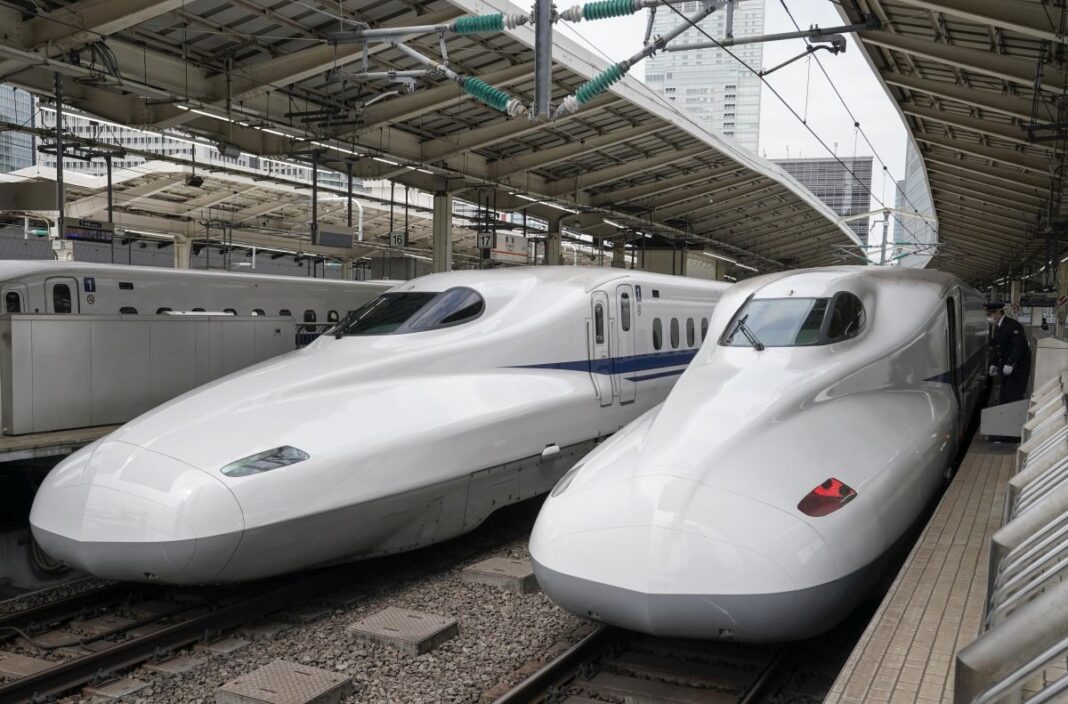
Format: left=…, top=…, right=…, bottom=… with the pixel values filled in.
left=798, top=478, right=856, bottom=517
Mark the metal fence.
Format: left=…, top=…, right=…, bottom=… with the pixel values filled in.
left=956, top=372, right=1068, bottom=703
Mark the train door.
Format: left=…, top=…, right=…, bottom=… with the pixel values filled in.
left=1, top=283, right=27, bottom=313
left=589, top=291, right=614, bottom=407
left=45, top=277, right=79, bottom=314
left=946, top=295, right=963, bottom=421
left=614, top=284, right=636, bottom=404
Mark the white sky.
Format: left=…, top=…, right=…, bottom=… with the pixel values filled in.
left=555, top=1, right=911, bottom=237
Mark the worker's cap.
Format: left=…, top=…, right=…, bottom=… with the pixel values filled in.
left=984, top=302, right=1006, bottom=313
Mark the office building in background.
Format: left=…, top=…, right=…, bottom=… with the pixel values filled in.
left=0, top=85, right=35, bottom=173
left=773, top=156, right=874, bottom=246
left=644, top=1, right=764, bottom=151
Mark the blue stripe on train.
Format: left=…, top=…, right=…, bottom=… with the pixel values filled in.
left=511, top=349, right=698, bottom=376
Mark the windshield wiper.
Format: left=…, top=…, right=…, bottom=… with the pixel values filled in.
left=728, top=315, right=765, bottom=351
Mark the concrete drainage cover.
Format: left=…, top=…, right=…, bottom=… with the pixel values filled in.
left=348, top=606, right=458, bottom=656
left=462, top=557, right=539, bottom=593
left=216, top=660, right=354, bottom=704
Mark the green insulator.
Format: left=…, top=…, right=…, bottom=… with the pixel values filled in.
left=575, top=63, right=626, bottom=104
left=462, top=76, right=510, bottom=112
left=452, top=13, right=505, bottom=34
left=582, top=0, right=635, bottom=21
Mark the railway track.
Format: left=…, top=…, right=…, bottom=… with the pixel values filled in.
left=0, top=569, right=352, bottom=704
left=494, top=626, right=785, bottom=704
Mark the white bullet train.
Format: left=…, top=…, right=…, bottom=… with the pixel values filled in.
left=0, top=261, right=390, bottom=323
left=530, top=267, right=988, bottom=641
left=30, top=267, right=729, bottom=584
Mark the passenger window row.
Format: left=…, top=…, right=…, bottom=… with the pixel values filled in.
left=652, top=316, right=709, bottom=351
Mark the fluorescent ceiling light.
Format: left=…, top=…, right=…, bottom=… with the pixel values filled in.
left=603, top=219, right=624, bottom=229
left=372, top=156, right=399, bottom=166
left=735, top=262, right=759, bottom=272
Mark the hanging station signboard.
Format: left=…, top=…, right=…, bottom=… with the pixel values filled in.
left=62, top=219, right=114, bottom=243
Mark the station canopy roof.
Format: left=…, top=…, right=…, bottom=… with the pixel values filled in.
left=0, top=0, right=863, bottom=272
left=839, top=0, right=1068, bottom=285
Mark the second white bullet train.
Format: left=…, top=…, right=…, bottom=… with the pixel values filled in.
left=530, top=267, right=988, bottom=641
left=31, top=267, right=728, bottom=584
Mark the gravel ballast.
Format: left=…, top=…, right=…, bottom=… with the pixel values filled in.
left=52, top=499, right=586, bottom=704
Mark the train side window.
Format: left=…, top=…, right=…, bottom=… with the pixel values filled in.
left=5, top=291, right=21, bottom=313
left=303, top=310, right=317, bottom=323
left=670, top=318, right=680, bottom=349
left=327, top=310, right=339, bottom=323
left=594, top=303, right=605, bottom=344
left=119, top=306, right=138, bottom=314
left=825, top=292, right=866, bottom=342
left=635, top=286, right=642, bottom=302
left=620, top=293, right=631, bottom=331
left=252, top=309, right=265, bottom=316
left=53, top=284, right=72, bottom=314
left=192, top=307, right=205, bottom=312
left=653, top=318, right=663, bottom=350
left=701, top=317, right=709, bottom=340
left=224, top=308, right=237, bottom=315
left=279, top=309, right=292, bottom=317
left=156, top=307, right=172, bottom=314
left=119, top=282, right=134, bottom=290
left=686, top=318, right=695, bottom=347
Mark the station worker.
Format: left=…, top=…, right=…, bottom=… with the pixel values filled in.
left=986, top=302, right=1031, bottom=404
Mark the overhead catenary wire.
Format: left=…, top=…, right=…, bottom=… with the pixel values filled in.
left=656, top=0, right=927, bottom=255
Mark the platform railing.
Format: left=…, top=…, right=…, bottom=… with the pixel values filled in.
left=956, top=370, right=1068, bottom=703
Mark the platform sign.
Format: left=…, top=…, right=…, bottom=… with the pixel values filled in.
left=62, top=219, right=114, bottom=243
left=491, top=234, right=529, bottom=264
left=314, top=227, right=354, bottom=249
left=388, top=231, right=407, bottom=248
left=476, top=231, right=494, bottom=250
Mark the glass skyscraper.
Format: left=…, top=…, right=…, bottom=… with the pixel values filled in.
left=644, top=1, right=765, bottom=151
left=0, top=85, right=35, bottom=173
left=773, top=156, right=874, bottom=246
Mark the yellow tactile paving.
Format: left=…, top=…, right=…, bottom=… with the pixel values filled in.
left=825, top=440, right=1015, bottom=704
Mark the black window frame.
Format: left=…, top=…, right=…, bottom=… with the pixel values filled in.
left=327, top=310, right=340, bottom=323
left=336, top=287, right=486, bottom=337
left=670, top=318, right=680, bottom=349
left=279, top=309, right=292, bottom=317
left=701, top=317, right=709, bottom=341
left=686, top=318, right=695, bottom=347
left=5, top=291, right=21, bottom=313
left=594, top=303, right=605, bottom=344
left=223, top=308, right=237, bottom=315
left=719, top=292, right=866, bottom=348
left=303, top=310, right=317, bottom=323
left=620, top=293, right=631, bottom=332
left=252, top=309, right=265, bottom=316
left=52, top=283, right=72, bottom=314
left=652, top=318, right=663, bottom=350
left=823, top=291, right=867, bottom=343
left=119, top=306, right=138, bottom=314
left=156, top=307, right=172, bottom=314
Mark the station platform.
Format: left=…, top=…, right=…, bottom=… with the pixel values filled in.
left=825, top=438, right=1016, bottom=704
left=0, top=425, right=117, bottom=464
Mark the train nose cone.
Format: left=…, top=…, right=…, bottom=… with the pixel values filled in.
left=531, top=475, right=838, bottom=641
left=30, top=440, right=244, bottom=584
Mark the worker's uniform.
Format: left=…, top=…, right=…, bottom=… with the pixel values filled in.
left=991, top=315, right=1031, bottom=404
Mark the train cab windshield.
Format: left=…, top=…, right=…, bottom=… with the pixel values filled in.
left=720, top=292, right=865, bottom=347
left=335, top=287, right=485, bottom=336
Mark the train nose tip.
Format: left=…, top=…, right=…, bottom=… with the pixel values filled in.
left=531, top=477, right=838, bottom=640
left=29, top=440, right=244, bottom=583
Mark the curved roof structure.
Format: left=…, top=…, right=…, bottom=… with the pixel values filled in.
left=0, top=0, right=861, bottom=272
left=838, top=0, right=1066, bottom=284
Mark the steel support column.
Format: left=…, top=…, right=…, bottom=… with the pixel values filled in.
left=432, top=191, right=452, bottom=273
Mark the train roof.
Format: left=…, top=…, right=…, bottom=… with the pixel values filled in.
left=0, top=260, right=389, bottom=287
left=392, top=266, right=729, bottom=294
left=742, top=266, right=970, bottom=300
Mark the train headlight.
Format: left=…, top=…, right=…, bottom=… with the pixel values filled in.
left=221, top=446, right=310, bottom=478
left=797, top=478, right=856, bottom=517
